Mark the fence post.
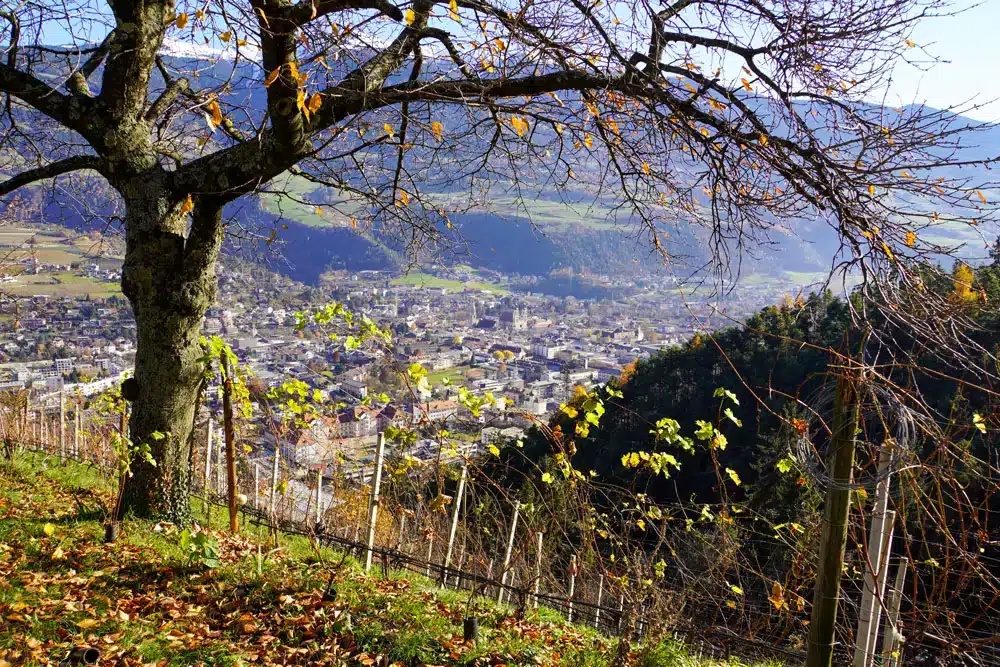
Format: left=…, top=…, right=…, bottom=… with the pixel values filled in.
left=74, top=403, right=80, bottom=458
left=204, top=417, right=214, bottom=494
left=59, top=390, right=65, bottom=462
left=806, top=369, right=861, bottom=667
left=425, top=532, right=436, bottom=577
left=595, top=574, right=604, bottom=628
left=315, top=468, right=323, bottom=525
left=854, top=447, right=894, bottom=667
left=254, top=462, right=260, bottom=510
left=881, top=557, right=909, bottom=667
left=533, top=531, right=543, bottom=608
left=222, top=355, right=239, bottom=534
left=269, top=441, right=281, bottom=518
left=497, top=500, right=521, bottom=604
left=567, top=554, right=578, bottom=623
left=364, top=432, right=386, bottom=572
left=442, top=463, right=468, bottom=587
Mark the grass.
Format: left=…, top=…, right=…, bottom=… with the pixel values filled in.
left=391, top=272, right=508, bottom=294
left=0, top=452, right=781, bottom=666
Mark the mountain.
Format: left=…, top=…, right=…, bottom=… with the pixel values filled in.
left=6, top=46, right=1000, bottom=292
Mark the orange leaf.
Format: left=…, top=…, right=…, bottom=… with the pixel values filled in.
left=263, top=68, right=280, bottom=87
left=175, top=13, right=188, bottom=29
left=181, top=194, right=194, bottom=215
left=905, top=231, right=916, bottom=247
left=977, top=189, right=987, bottom=204
left=307, top=92, right=322, bottom=113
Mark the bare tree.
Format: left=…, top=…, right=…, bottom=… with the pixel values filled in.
left=0, top=0, right=994, bottom=520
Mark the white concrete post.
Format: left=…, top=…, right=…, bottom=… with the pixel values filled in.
left=364, top=433, right=386, bottom=572
left=253, top=462, right=260, bottom=510
left=425, top=533, right=436, bottom=577
left=269, top=443, right=281, bottom=517
left=442, top=464, right=468, bottom=587
left=854, top=447, right=894, bottom=667
left=881, top=557, right=909, bottom=667
left=497, top=500, right=521, bottom=603
left=74, top=406, right=80, bottom=458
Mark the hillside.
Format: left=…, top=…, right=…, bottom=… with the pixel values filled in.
left=0, top=452, right=781, bottom=667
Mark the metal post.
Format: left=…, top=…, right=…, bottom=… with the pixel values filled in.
left=533, top=531, right=543, bottom=608
left=269, top=442, right=281, bottom=517
left=806, top=370, right=861, bottom=667
left=567, top=554, right=578, bottom=623
left=253, top=462, right=260, bottom=510
left=364, top=432, right=386, bottom=572
left=497, top=500, right=521, bottom=603
left=881, top=558, right=909, bottom=667
left=74, top=405, right=80, bottom=458
left=854, top=448, right=894, bottom=667
left=442, top=464, right=468, bottom=586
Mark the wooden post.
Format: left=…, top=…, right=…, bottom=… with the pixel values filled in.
left=595, top=574, right=604, bottom=628
left=59, top=390, right=65, bottom=461
left=425, top=532, right=436, bottom=577
left=364, top=432, right=386, bottom=572
left=204, top=417, right=214, bottom=495
left=315, top=468, right=323, bottom=525
left=881, top=558, right=908, bottom=667
left=442, top=464, right=467, bottom=586
left=269, top=442, right=280, bottom=518
left=497, top=500, right=521, bottom=604
left=533, top=531, right=544, bottom=608
left=567, top=554, right=578, bottom=623
left=222, top=355, right=239, bottom=534
left=806, top=369, right=861, bottom=667
left=74, top=405, right=80, bottom=458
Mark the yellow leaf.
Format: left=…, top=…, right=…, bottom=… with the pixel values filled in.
left=905, top=231, right=916, bottom=247
left=584, top=134, right=594, bottom=148
left=699, top=127, right=710, bottom=137
left=642, top=162, right=650, bottom=175
left=868, top=184, right=876, bottom=196
left=741, top=78, right=752, bottom=92
left=75, top=618, right=99, bottom=629
left=207, top=99, right=222, bottom=132
left=769, top=581, right=785, bottom=611
left=296, top=89, right=309, bottom=119
left=449, top=0, right=460, bottom=21
left=813, top=63, right=822, bottom=72
left=194, top=9, right=205, bottom=21
left=882, top=241, right=894, bottom=261
left=510, top=116, right=529, bottom=137
left=397, top=190, right=410, bottom=206
left=314, top=207, right=323, bottom=216
left=175, top=13, right=188, bottom=29
left=404, top=8, right=416, bottom=24
left=307, top=92, right=322, bottom=113
left=181, top=194, right=194, bottom=215
left=220, top=31, right=232, bottom=43
left=905, top=39, right=916, bottom=48
left=263, top=68, right=280, bottom=87
left=759, top=134, right=768, bottom=146
left=900, top=170, right=913, bottom=178
left=43, top=522, right=55, bottom=536
left=430, top=121, right=444, bottom=141
left=350, top=217, right=357, bottom=229
left=977, top=189, right=987, bottom=204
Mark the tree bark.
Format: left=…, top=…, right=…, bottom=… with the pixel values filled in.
left=119, top=190, right=223, bottom=523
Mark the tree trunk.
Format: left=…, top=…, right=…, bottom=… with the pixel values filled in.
left=119, top=190, right=223, bottom=523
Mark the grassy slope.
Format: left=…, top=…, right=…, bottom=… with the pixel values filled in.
left=390, top=272, right=508, bottom=294
left=0, top=453, right=780, bottom=667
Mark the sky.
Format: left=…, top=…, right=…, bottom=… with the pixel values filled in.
left=888, top=1, right=1000, bottom=121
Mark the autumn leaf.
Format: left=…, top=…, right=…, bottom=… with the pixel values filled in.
left=430, top=121, right=444, bottom=141
left=977, top=189, right=988, bottom=204
left=740, top=78, right=752, bottom=92
left=263, top=68, right=280, bottom=87
left=404, top=8, right=416, bottom=24
left=900, top=170, right=913, bottom=178
left=384, top=123, right=395, bottom=139
left=206, top=99, right=222, bottom=132
left=905, top=231, right=916, bottom=247
left=769, top=581, right=785, bottom=611
left=725, top=468, right=742, bottom=486
left=583, top=134, right=594, bottom=149
left=220, top=31, right=232, bottom=43
left=76, top=618, right=99, bottom=629
left=350, top=217, right=357, bottom=229
left=642, top=162, right=650, bottom=175
left=540, top=472, right=554, bottom=484
left=510, top=116, right=529, bottom=137
left=42, top=522, right=55, bottom=536
left=449, top=0, right=460, bottom=21
left=175, top=13, right=188, bottom=29
left=181, top=194, right=194, bottom=215
left=307, top=92, right=322, bottom=113
left=759, top=134, right=768, bottom=146
left=868, top=184, right=876, bottom=196
left=396, top=190, right=410, bottom=207
left=904, top=39, right=916, bottom=47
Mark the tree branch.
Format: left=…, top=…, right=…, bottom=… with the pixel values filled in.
left=0, top=155, right=105, bottom=197
left=286, top=0, right=403, bottom=25
left=0, top=64, right=100, bottom=141
left=67, top=31, right=116, bottom=97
